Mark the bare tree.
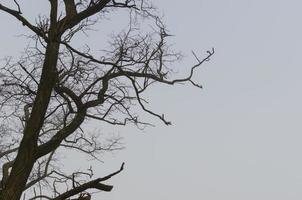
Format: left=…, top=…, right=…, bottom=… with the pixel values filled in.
left=0, top=0, right=214, bottom=199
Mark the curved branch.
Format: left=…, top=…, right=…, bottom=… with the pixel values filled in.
left=54, top=85, right=83, bottom=109
left=35, top=108, right=87, bottom=159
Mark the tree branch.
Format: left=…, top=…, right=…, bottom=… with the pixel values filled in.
left=35, top=109, right=87, bottom=159
left=0, top=3, right=46, bottom=39
left=0, top=147, right=18, bottom=159
left=59, top=0, right=111, bottom=32
left=51, top=163, right=124, bottom=200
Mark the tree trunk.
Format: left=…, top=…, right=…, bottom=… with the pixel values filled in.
left=0, top=42, right=60, bottom=200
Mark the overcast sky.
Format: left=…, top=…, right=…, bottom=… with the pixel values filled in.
left=2, top=0, right=302, bottom=200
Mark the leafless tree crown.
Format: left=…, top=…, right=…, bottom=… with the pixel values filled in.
left=0, top=0, right=214, bottom=199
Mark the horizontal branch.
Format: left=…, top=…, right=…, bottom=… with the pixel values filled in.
left=51, top=163, right=124, bottom=200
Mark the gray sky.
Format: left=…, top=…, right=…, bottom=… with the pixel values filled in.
left=2, top=0, right=302, bottom=199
